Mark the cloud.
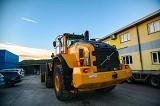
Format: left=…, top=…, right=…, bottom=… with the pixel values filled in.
left=21, top=17, right=38, bottom=23
left=0, top=43, right=52, bottom=61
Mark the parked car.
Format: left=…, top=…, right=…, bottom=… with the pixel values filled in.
left=1, top=68, right=25, bottom=77
left=0, top=73, right=5, bottom=88
left=13, top=68, right=25, bottom=77
left=0, top=71, right=22, bottom=88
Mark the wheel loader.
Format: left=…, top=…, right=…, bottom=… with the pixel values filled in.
left=40, top=31, right=132, bottom=101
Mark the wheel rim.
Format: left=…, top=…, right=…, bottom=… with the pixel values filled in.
left=151, top=77, right=159, bottom=86
left=55, top=75, right=60, bottom=92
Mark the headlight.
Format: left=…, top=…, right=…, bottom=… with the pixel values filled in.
left=86, top=53, right=90, bottom=66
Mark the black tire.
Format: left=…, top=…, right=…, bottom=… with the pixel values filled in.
left=45, top=63, right=54, bottom=88
left=148, top=75, right=160, bottom=89
left=5, top=80, right=13, bottom=88
left=41, top=74, right=45, bottom=82
left=40, top=65, right=45, bottom=83
left=96, top=85, right=116, bottom=93
left=126, top=77, right=135, bottom=84
left=46, top=75, right=54, bottom=88
left=54, top=65, right=76, bottom=101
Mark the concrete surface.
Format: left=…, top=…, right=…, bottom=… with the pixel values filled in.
left=0, top=75, right=159, bottom=106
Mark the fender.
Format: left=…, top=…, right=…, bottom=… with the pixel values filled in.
left=61, top=54, right=78, bottom=69
left=53, top=54, right=76, bottom=90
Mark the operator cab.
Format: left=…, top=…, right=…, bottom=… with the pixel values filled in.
left=53, top=31, right=89, bottom=54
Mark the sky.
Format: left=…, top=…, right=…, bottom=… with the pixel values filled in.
left=0, top=0, right=160, bottom=61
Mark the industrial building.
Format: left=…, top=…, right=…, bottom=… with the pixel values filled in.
left=0, top=50, right=19, bottom=70
left=19, top=59, right=52, bottom=74
left=100, top=9, right=160, bottom=71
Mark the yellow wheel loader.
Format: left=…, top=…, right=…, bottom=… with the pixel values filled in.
left=42, top=31, right=132, bottom=101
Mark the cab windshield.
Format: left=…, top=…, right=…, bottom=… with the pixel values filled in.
left=67, top=35, right=84, bottom=46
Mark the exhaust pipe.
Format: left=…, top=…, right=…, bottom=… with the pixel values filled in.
left=84, top=30, right=89, bottom=40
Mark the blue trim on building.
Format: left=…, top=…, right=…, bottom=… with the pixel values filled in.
left=118, top=39, right=160, bottom=54
left=141, top=39, right=160, bottom=51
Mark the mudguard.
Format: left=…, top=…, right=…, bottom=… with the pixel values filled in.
left=53, top=54, right=75, bottom=90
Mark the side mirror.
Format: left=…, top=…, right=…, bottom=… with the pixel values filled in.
left=53, top=41, right=56, bottom=47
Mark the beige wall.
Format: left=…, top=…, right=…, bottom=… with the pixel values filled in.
left=103, top=36, right=121, bottom=49
left=141, top=49, right=160, bottom=70
left=119, top=52, right=142, bottom=70
left=119, top=27, right=139, bottom=48
left=138, top=16, right=160, bottom=43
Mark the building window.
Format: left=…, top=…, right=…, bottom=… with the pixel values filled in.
left=105, top=40, right=110, bottom=44
left=120, top=32, right=130, bottom=43
left=148, top=20, right=160, bottom=34
left=151, top=51, right=160, bottom=64
left=122, top=55, right=132, bottom=64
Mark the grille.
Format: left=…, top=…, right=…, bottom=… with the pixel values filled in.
left=92, top=48, right=120, bottom=72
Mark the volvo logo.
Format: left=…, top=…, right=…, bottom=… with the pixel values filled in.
left=100, top=52, right=114, bottom=66
left=106, top=56, right=110, bottom=60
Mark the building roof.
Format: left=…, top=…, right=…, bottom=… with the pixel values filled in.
left=100, top=9, right=160, bottom=41
left=19, top=59, right=52, bottom=66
